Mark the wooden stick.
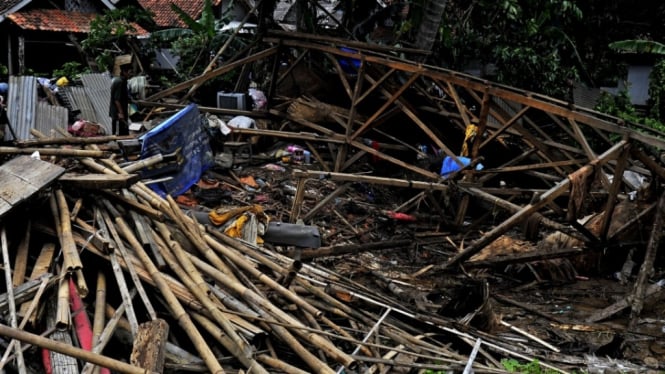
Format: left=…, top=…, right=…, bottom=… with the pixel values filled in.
left=629, top=190, right=665, bottom=329
left=100, top=201, right=158, bottom=322
left=163, top=197, right=239, bottom=281
left=0, top=273, right=51, bottom=370
left=95, top=207, right=141, bottom=334
left=0, top=227, right=26, bottom=373
left=91, top=271, right=107, bottom=374
left=17, top=243, right=56, bottom=326
left=16, top=134, right=134, bottom=147
left=286, top=239, right=412, bottom=260
left=81, top=292, right=135, bottom=374
left=149, top=224, right=266, bottom=373
left=257, top=354, right=310, bottom=374
left=0, top=324, right=156, bottom=374
left=109, top=208, right=226, bottom=374
left=192, top=240, right=355, bottom=371
left=499, top=320, right=559, bottom=352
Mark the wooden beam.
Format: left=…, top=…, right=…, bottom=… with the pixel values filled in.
left=350, top=72, right=420, bottom=141
left=629, top=190, right=665, bottom=329
left=294, top=170, right=447, bottom=190
left=146, top=47, right=278, bottom=102
left=443, top=140, right=628, bottom=269
left=600, top=143, right=631, bottom=241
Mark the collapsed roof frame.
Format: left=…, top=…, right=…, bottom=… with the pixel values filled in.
left=142, top=31, right=665, bottom=268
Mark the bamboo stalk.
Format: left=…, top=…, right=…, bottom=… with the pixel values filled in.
left=0, top=323, right=155, bottom=374
left=91, top=271, right=108, bottom=374
left=75, top=268, right=89, bottom=298
left=108, top=207, right=225, bottom=374
left=0, top=146, right=109, bottom=157
left=1, top=228, right=26, bottom=373
left=0, top=274, right=51, bottom=370
left=99, top=202, right=158, bottom=321
left=124, top=192, right=166, bottom=269
left=148, top=224, right=267, bottom=373
left=56, top=270, right=71, bottom=329
left=54, top=189, right=83, bottom=272
left=95, top=207, right=141, bottom=334
left=188, top=251, right=348, bottom=373
left=205, top=230, right=322, bottom=318
left=17, top=134, right=134, bottom=147
left=164, top=196, right=239, bottom=282
left=92, top=272, right=106, bottom=346
left=257, top=354, right=310, bottom=374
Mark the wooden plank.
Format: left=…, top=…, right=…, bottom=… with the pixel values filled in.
left=58, top=173, right=140, bottom=189
left=130, top=319, right=169, bottom=373
left=0, top=156, right=65, bottom=217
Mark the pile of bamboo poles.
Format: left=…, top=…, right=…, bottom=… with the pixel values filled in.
left=0, top=151, right=587, bottom=374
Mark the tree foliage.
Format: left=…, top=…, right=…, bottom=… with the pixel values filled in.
left=82, top=6, right=154, bottom=72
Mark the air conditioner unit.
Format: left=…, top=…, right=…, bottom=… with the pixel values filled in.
left=217, top=92, right=248, bottom=110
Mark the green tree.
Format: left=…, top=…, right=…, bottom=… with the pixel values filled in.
left=82, top=6, right=154, bottom=72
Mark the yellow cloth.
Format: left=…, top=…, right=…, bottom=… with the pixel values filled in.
left=209, top=204, right=265, bottom=226
left=224, top=215, right=248, bottom=238
left=461, top=124, right=478, bottom=157
left=56, top=76, right=69, bottom=87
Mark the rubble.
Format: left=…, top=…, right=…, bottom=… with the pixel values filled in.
left=1, top=32, right=665, bottom=373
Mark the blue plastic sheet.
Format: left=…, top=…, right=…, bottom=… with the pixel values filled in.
left=139, top=104, right=214, bottom=197
left=440, top=156, right=483, bottom=178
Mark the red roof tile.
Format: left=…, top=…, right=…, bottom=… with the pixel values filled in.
left=138, top=0, right=218, bottom=28
left=7, top=8, right=149, bottom=35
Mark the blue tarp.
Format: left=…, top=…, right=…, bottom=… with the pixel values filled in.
left=440, top=156, right=483, bottom=178
left=139, top=104, right=214, bottom=197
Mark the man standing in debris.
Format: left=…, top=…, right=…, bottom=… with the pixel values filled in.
left=109, top=64, right=132, bottom=136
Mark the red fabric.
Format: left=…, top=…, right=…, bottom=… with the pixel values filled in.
left=69, top=278, right=111, bottom=374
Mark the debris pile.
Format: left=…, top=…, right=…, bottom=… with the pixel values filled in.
left=1, top=32, right=665, bottom=373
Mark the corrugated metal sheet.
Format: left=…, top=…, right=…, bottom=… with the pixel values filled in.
left=6, top=75, right=37, bottom=141
left=35, top=101, right=69, bottom=137
left=60, top=85, right=101, bottom=125
left=80, top=73, right=113, bottom=134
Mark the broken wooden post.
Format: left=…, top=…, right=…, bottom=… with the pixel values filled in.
left=11, top=222, right=30, bottom=288
left=130, top=320, right=169, bottom=373
left=629, top=190, right=665, bottom=329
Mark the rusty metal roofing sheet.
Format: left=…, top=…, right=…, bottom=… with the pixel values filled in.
left=80, top=73, right=112, bottom=134
left=6, top=75, right=37, bottom=141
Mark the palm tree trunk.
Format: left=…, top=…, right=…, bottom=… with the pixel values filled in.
left=414, top=0, right=447, bottom=60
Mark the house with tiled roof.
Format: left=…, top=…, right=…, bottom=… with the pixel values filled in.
left=137, top=0, right=223, bottom=29
left=0, top=0, right=148, bottom=75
